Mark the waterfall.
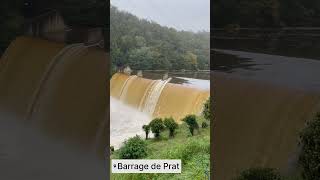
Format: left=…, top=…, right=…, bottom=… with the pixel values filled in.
left=110, top=73, right=209, bottom=148
left=141, top=78, right=172, bottom=115
left=26, top=43, right=86, bottom=121
left=0, top=36, right=107, bottom=157
left=110, top=73, right=209, bottom=121
left=119, top=75, right=137, bottom=101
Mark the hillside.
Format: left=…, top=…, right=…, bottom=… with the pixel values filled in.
left=110, top=6, right=210, bottom=71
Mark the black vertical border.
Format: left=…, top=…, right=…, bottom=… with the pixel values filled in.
left=210, top=1, right=215, bottom=179
left=105, top=0, right=110, bottom=178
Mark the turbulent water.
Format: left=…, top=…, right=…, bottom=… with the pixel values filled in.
left=110, top=73, right=209, bottom=148
left=0, top=36, right=108, bottom=179
left=110, top=96, right=152, bottom=149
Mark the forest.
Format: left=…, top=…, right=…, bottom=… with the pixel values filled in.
left=110, top=6, right=210, bottom=71
left=213, top=0, right=320, bottom=28
left=0, top=0, right=108, bottom=55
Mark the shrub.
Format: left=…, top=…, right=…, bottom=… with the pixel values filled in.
left=299, top=113, right=320, bottom=180
left=164, top=117, right=178, bottom=137
left=149, top=118, right=165, bottom=138
left=182, top=115, right=199, bottom=136
left=142, top=124, right=150, bottom=140
left=202, top=121, right=208, bottom=128
left=203, top=98, right=212, bottom=121
left=110, top=146, right=115, bottom=152
left=234, top=168, right=282, bottom=180
left=119, top=135, right=147, bottom=159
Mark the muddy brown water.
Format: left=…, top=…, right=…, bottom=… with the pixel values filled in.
left=213, top=49, right=320, bottom=180
left=0, top=37, right=108, bottom=179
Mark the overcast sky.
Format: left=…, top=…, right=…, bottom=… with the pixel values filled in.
left=110, top=0, right=210, bottom=32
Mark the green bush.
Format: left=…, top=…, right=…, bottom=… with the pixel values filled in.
left=203, top=98, right=212, bottom=121
left=202, top=121, right=208, bottom=128
left=149, top=118, right=165, bottom=138
left=234, top=168, right=282, bottom=180
left=119, top=136, right=147, bottom=159
left=182, top=115, right=199, bottom=136
left=299, top=113, right=320, bottom=180
left=142, top=124, right=150, bottom=140
left=164, top=117, right=178, bottom=137
left=110, top=146, right=115, bottom=152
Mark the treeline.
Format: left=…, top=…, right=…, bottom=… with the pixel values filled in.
left=0, top=0, right=108, bottom=55
left=213, top=0, right=320, bottom=28
left=26, top=0, right=107, bottom=27
left=110, top=6, right=210, bottom=71
left=0, top=0, right=23, bottom=54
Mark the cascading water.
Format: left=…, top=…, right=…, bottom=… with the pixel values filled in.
left=213, top=73, right=320, bottom=180
left=119, top=75, right=137, bottom=101
left=0, top=36, right=107, bottom=155
left=141, top=78, right=172, bottom=115
left=26, top=43, right=86, bottom=121
left=110, top=73, right=209, bottom=120
left=110, top=73, right=209, bottom=148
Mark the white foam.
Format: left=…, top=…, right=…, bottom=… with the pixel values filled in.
left=110, top=97, right=153, bottom=149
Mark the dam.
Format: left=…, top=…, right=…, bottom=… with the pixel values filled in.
left=110, top=73, right=210, bottom=148
left=0, top=36, right=108, bottom=179
left=213, top=49, right=320, bottom=180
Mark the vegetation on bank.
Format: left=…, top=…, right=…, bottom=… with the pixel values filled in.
left=111, top=98, right=211, bottom=180
left=299, top=113, right=320, bottom=179
left=233, top=113, right=320, bottom=180
left=213, top=0, right=320, bottom=28
left=111, top=117, right=210, bottom=180
left=110, top=6, right=210, bottom=72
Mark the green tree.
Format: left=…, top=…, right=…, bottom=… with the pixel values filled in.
left=0, top=0, right=24, bottom=54
left=182, top=115, right=199, bottom=136
left=184, top=51, right=198, bottom=70
left=163, top=117, right=178, bottom=137
left=110, top=6, right=209, bottom=71
left=149, top=118, right=165, bottom=138
left=119, top=135, right=147, bottom=159
left=142, top=124, right=150, bottom=140
left=299, top=113, right=320, bottom=180
left=202, top=121, right=208, bottom=128
left=128, top=47, right=162, bottom=70
left=203, top=98, right=212, bottom=121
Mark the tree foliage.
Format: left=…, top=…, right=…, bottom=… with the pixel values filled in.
left=163, top=117, right=178, bottom=137
left=142, top=124, right=150, bottom=140
left=299, top=113, right=320, bottom=180
left=149, top=118, right=165, bottom=138
left=0, top=0, right=24, bottom=54
left=110, top=6, right=210, bottom=71
left=182, top=115, right=199, bottom=136
left=203, top=97, right=212, bottom=121
left=202, top=121, right=208, bottom=128
left=213, top=0, right=320, bottom=27
left=119, top=135, right=147, bottom=159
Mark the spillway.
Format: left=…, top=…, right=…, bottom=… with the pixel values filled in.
left=110, top=73, right=209, bottom=121
left=213, top=73, right=320, bottom=180
left=0, top=36, right=108, bottom=157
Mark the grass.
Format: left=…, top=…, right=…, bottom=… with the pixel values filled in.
left=111, top=117, right=210, bottom=180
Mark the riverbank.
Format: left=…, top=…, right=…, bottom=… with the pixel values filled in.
left=111, top=117, right=210, bottom=180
